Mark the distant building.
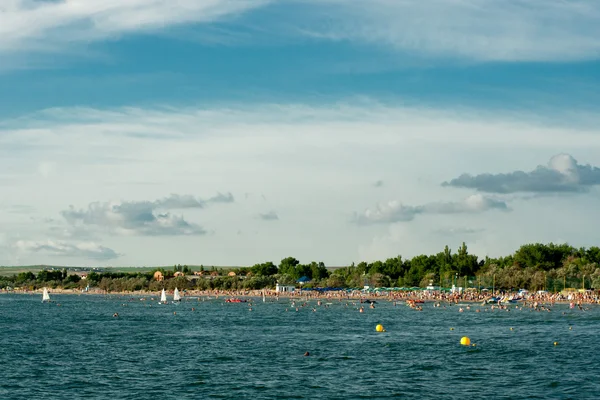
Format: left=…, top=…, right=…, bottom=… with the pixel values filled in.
left=276, top=283, right=295, bottom=293
left=193, top=271, right=206, bottom=276
left=227, top=271, right=237, bottom=277
left=174, top=271, right=185, bottom=277
left=153, top=271, right=164, bottom=281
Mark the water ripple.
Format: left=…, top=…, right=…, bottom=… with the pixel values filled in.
left=1, top=295, right=599, bottom=399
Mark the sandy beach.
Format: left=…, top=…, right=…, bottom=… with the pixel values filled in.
left=4, top=287, right=598, bottom=305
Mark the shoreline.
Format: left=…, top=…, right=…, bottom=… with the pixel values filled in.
left=2, top=288, right=596, bottom=304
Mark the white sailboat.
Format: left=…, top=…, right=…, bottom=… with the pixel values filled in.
left=159, top=288, right=167, bottom=304
left=173, top=288, right=181, bottom=302
left=262, top=290, right=266, bottom=303
left=42, top=287, right=50, bottom=303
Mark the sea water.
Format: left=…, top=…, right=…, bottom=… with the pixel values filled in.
left=1, top=294, right=599, bottom=399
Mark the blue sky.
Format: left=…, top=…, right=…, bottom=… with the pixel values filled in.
left=1, top=0, right=600, bottom=266
left=3, top=33, right=600, bottom=118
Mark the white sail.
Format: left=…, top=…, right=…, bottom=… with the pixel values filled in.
left=173, top=288, right=181, bottom=301
left=160, top=289, right=167, bottom=303
left=262, top=290, right=266, bottom=303
left=42, top=287, right=50, bottom=302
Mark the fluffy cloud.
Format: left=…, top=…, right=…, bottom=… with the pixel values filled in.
left=208, top=192, right=235, bottom=203
left=13, top=240, right=119, bottom=260
left=354, top=194, right=508, bottom=225
left=443, top=154, right=600, bottom=194
left=154, top=192, right=234, bottom=209
left=357, top=222, right=495, bottom=262
left=2, top=101, right=600, bottom=266
left=258, top=211, right=279, bottom=221
left=60, top=193, right=233, bottom=236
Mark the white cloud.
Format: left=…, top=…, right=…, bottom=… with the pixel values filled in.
left=1, top=100, right=600, bottom=266
left=60, top=193, right=233, bottom=236
left=354, top=194, right=508, bottom=225
left=13, top=240, right=119, bottom=260
left=443, top=153, right=600, bottom=193
left=358, top=193, right=600, bottom=263
left=294, top=0, right=600, bottom=62
left=258, top=211, right=279, bottom=221
left=0, top=0, right=270, bottom=53
left=154, top=192, right=234, bottom=209
left=1, top=1, right=599, bottom=63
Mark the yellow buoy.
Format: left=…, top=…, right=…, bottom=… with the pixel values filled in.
left=460, top=336, right=471, bottom=346
left=553, top=341, right=559, bottom=346
left=376, top=324, right=385, bottom=332
left=510, top=327, right=514, bottom=331
left=450, top=328, right=454, bottom=331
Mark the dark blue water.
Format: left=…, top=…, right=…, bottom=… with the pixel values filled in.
left=1, top=294, right=599, bottom=399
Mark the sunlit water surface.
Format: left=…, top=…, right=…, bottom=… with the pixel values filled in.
left=1, top=294, right=599, bottom=399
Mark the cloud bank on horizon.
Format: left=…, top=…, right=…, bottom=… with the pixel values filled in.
left=0, top=1, right=599, bottom=267
left=354, top=194, right=509, bottom=225
left=60, top=193, right=234, bottom=237
left=13, top=240, right=119, bottom=261
left=443, top=154, right=600, bottom=194
left=2, top=102, right=600, bottom=266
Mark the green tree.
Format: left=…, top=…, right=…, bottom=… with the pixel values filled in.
left=16, top=272, right=35, bottom=283
left=251, top=261, right=278, bottom=276
left=64, top=274, right=82, bottom=284
left=454, top=242, right=478, bottom=277
left=310, top=261, right=329, bottom=280
left=278, top=257, right=300, bottom=277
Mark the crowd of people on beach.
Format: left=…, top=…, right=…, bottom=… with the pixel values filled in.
left=184, top=288, right=599, bottom=303
left=5, top=287, right=600, bottom=310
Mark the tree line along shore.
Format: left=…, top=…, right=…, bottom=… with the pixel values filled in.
left=1, top=242, right=600, bottom=293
